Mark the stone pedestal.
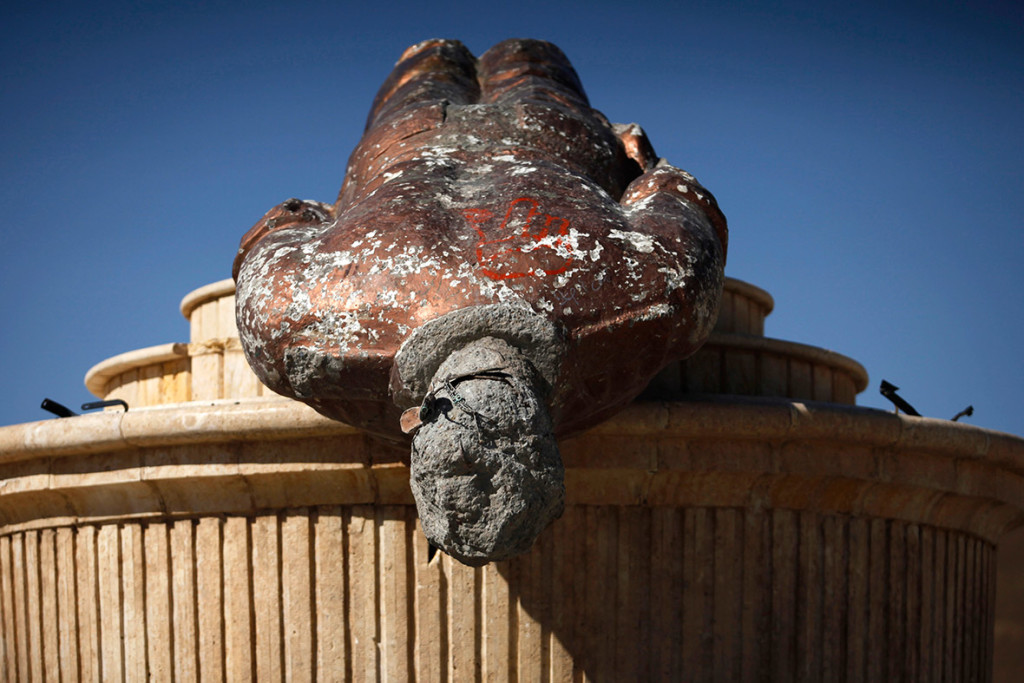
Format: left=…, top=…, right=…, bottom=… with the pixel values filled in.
left=0, top=278, right=1021, bottom=681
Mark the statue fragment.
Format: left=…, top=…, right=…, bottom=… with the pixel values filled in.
left=234, top=39, right=727, bottom=564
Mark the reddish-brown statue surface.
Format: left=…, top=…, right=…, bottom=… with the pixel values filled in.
left=234, top=38, right=727, bottom=563
left=233, top=38, right=727, bottom=441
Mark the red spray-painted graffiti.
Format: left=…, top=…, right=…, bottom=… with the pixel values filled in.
left=463, top=198, right=573, bottom=280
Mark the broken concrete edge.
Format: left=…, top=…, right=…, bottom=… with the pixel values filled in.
left=391, top=302, right=566, bottom=409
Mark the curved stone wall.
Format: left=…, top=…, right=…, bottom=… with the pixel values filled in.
left=1, top=398, right=1022, bottom=680
left=0, top=504, right=996, bottom=681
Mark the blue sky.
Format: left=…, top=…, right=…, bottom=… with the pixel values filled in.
left=2, top=0, right=1022, bottom=436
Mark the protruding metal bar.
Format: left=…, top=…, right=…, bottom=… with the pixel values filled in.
left=41, top=398, right=77, bottom=418
left=952, top=406, right=974, bottom=422
left=879, top=380, right=921, bottom=417
left=81, top=399, right=129, bottom=413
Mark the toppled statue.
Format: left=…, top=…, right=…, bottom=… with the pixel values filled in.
left=233, top=39, right=727, bottom=565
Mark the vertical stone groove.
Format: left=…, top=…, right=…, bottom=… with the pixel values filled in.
left=193, top=519, right=203, bottom=679
left=0, top=506, right=1001, bottom=680
left=276, top=514, right=286, bottom=681
left=90, top=528, right=102, bottom=682
left=15, top=533, right=28, bottom=682
left=403, top=509, right=416, bottom=682
left=307, top=512, right=319, bottom=683
left=438, top=544, right=449, bottom=683
left=40, top=530, right=60, bottom=680
left=340, top=508, right=354, bottom=683
left=141, top=525, right=152, bottom=683
left=473, top=564, right=484, bottom=682
left=220, top=517, right=228, bottom=682
left=28, top=531, right=44, bottom=682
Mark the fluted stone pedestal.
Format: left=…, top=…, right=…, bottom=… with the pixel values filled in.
left=0, top=278, right=1021, bottom=681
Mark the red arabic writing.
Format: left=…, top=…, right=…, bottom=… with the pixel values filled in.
left=464, top=198, right=573, bottom=280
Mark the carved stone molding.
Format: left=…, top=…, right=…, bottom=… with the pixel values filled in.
left=1, top=397, right=1021, bottom=679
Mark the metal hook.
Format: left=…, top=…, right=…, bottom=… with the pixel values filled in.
left=951, top=406, right=974, bottom=422
left=81, top=399, right=129, bottom=413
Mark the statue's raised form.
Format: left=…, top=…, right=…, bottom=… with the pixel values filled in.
left=233, top=39, right=727, bottom=565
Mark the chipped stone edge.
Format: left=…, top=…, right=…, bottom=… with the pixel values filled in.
left=392, top=303, right=566, bottom=408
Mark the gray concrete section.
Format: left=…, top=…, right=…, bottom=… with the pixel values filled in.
left=409, top=337, right=564, bottom=565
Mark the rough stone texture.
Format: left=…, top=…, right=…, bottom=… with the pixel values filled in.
left=408, top=337, right=563, bottom=565
left=232, top=38, right=728, bottom=442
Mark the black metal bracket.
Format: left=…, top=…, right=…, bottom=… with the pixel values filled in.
left=880, top=380, right=975, bottom=422
left=951, top=405, right=974, bottom=422
left=879, top=380, right=921, bottom=417
left=41, top=398, right=131, bottom=419
left=81, top=399, right=129, bottom=413
left=40, top=398, right=77, bottom=418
